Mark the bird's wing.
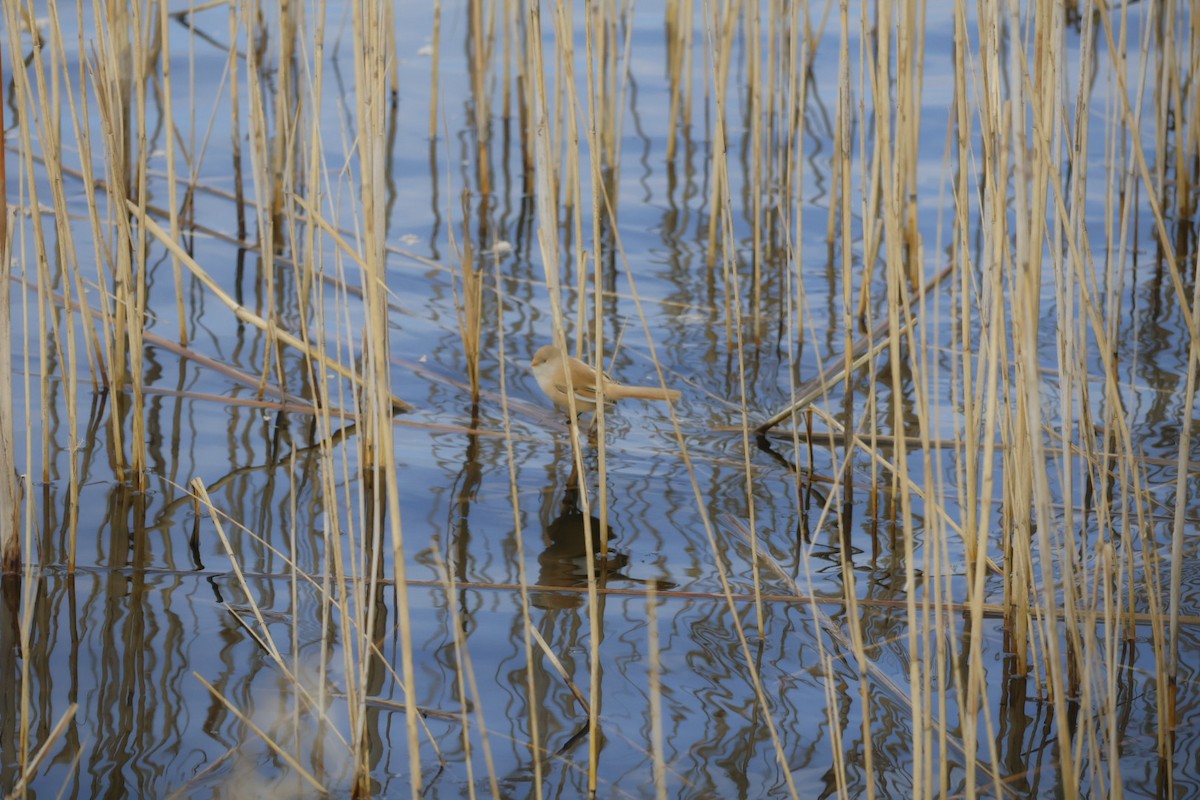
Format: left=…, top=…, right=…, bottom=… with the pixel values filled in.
left=553, top=380, right=613, bottom=405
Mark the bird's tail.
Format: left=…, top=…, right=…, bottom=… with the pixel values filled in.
left=608, top=384, right=681, bottom=402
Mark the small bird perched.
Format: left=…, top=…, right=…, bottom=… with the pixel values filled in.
left=530, top=344, right=681, bottom=414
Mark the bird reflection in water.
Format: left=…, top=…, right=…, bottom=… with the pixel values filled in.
left=534, top=464, right=672, bottom=609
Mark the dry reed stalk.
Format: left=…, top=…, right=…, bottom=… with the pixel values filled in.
left=1079, top=4, right=1197, bottom=754
left=227, top=0, right=246, bottom=239
left=12, top=442, right=33, bottom=771
left=1185, top=10, right=1199, bottom=222
left=527, top=624, right=589, bottom=712
left=645, top=582, right=666, bottom=799
left=849, top=11, right=916, bottom=797
left=971, top=0, right=1028, bottom=694
left=830, top=3, right=868, bottom=791
left=0, top=34, right=5, bottom=250
left=664, top=0, right=694, bottom=163
left=291, top=27, right=344, bottom=777
left=273, top=0, right=299, bottom=248
left=55, top=7, right=113, bottom=393
left=1094, top=1, right=1137, bottom=658
left=126, top=0, right=153, bottom=490
left=3, top=10, right=58, bottom=490
left=240, top=0, right=284, bottom=404
left=852, top=5, right=881, bottom=329
left=498, top=0, right=513, bottom=124
left=490, top=257, right=546, bottom=798
left=37, top=2, right=122, bottom=569
left=1053, top=4, right=1137, bottom=785
left=949, top=2, right=1004, bottom=795
left=192, top=478, right=287, bottom=664
left=83, top=0, right=152, bottom=488
left=3, top=703, right=77, bottom=798
left=702, top=0, right=736, bottom=281
left=819, top=650, right=849, bottom=797
left=350, top=0, right=421, bottom=793
left=684, top=0, right=771, bottom=642
left=542, top=3, right=606, bottom=791
left=4, top=3, right=90, bottom=568
left=47, top=10, right=90, bottom=565
left=582, top=0, right=637, bottom=779
left=431, top=553, right=501, bottom=796
left=427, top=0, right=441, bottom=140
left=778, top=0, right=814, bottom=652
left=714, top=146, right=766, bottom=637
left=0, top=35, right=18, bottom=574
left=988, top=0, right=1029, bottom=698
left=579, top=0, right=614, bottom=563
left=896, top=0, right=923, bottom=285
left=290, top=0, right=330, bottom=427
left=468, top=0, right=493, bottom=197
left=872, top=0, right=931, bottom=790
left=1171, top=277, right=1200, bottom=698
left=157, top=0, right=186, bottom=345
left=451, top=191, right=483, bottom=403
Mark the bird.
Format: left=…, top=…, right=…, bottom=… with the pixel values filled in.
left=530, top=344, right=681, bottom=414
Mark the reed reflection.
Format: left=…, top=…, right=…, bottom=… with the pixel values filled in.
left=0, top=574, right=19, bottom=790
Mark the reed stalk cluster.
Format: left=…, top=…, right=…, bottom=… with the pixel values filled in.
left=1, top=0, right=1196, bottom=796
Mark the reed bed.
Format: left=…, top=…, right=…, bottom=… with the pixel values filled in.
left=1, top=0, right=1197, bottom=797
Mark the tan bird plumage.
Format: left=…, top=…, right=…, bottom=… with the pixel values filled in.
left=530, top=345, right=680, bottom=414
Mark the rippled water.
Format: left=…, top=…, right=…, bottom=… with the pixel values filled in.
left=2, top=0, right=1198, bottom=797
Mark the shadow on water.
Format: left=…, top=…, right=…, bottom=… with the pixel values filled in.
left=533, top=461, right=629, bottom=610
